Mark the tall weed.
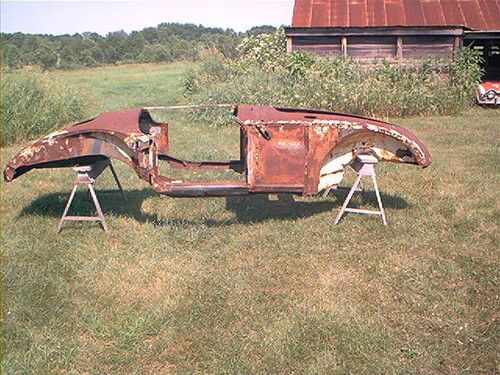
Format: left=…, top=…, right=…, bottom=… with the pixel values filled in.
left=1, top=67, right=90, bottom=145
left=184, top=29, right=483, bottom=124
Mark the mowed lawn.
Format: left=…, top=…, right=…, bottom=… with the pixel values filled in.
left=2, top=63, right=499, bottom=374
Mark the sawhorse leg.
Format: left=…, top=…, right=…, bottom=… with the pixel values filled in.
left=334, top=173, right=363, bottom=225
left=371, top=173, right=387, bottom=226
left=109, top=161, right=127, bottom=201
left=88, top=183, right=109, bottom=232
left=57, top=184, right=78, bottom=232
left=87, top=160, right=127, bottom=200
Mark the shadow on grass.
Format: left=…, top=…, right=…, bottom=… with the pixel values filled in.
left=19, top=187, right=409, bottom=226
left=228, top=189, right=409, bottom=223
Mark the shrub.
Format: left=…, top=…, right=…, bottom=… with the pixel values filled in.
left=1, top=67, right=90, bottom=145
left=449, top=47, right=484, bottom=108
left=236, top=28, right=288, bottom=70
left=184, top=29, right=484, bottom=124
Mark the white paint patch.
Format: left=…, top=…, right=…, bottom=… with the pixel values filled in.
left=45, top=129, right=69, bottom=139
left=314, top=125, right=329, bottom=140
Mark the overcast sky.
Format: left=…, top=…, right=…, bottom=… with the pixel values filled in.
left=1, top=1, right=294, bottom=35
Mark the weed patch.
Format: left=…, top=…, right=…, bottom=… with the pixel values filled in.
left=184, top=29, right=483, bottom=121
left=1, top=67, right=90, bottom=145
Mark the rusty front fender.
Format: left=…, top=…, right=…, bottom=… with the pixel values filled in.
left=316, top=121, right=432, bottom=193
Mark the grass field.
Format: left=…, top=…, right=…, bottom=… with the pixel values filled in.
left=55, top=62, right=196, bottom=112
left=2, top=62, right=499, bottom=374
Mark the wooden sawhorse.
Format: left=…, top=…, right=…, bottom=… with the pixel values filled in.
left=57, top=160, right=126, bottom=233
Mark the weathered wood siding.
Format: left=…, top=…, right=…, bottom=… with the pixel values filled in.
left=402, top=36, right=455, bottom=58
left=347, top=36, right=396, bottom=59
left=291, top=34, right=456, bottom=60
left=292, top=36, right=341, bottom=55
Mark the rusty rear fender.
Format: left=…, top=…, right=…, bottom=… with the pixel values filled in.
left=3, top=108, right=159, bottom=182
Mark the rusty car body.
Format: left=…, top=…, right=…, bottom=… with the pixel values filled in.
left=3, top=104, right=431, bottom=197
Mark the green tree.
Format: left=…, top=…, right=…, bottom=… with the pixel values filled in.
left=2, top=44, right=21, bottom=67
left=34, top=42, right=58, bottom=69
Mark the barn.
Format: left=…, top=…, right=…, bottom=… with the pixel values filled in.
left=284, top=0, right=500, bottom=65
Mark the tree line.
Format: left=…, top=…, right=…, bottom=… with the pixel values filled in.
left=1, top=24, right=277, bottom=70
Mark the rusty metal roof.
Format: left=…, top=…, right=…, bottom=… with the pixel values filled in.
left=292, top=0, right=500, bottom=30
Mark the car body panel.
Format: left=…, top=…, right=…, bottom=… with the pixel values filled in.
left=4, top=104, right=432, bottom=197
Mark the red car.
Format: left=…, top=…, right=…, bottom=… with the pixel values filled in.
left=477, top=81, right=500, bottom=105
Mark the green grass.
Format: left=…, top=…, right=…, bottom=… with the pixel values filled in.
left=2, top=62, right=499, bottom=374
left=52, top=62, right=196, bottom=112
